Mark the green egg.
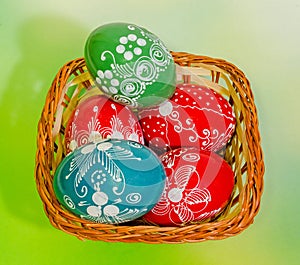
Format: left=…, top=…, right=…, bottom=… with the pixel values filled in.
left=84, top=22, right=176, bottom=108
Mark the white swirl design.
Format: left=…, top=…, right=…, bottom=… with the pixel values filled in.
left=134, top=57, right=156, bottom=81
left=113, top=94, right=138, bottom=108
left=150, top=42, right=169, bottom=66
left=182, top=153, right=201, bottom=162
left=127, top=141, right=142, bottom=149
left=126, top=193, right=142, bottom=204
left=63, top=195, right=75, bottom=209
left=120, top=78, right=144, bottom=97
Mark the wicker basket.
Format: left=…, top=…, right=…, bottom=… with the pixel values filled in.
left=35, top=52, right=264, bottom=243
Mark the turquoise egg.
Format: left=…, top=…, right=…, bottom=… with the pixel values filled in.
left=84, top=22, right=176, bottom=108
left=53, top=139, right=166, bottom=224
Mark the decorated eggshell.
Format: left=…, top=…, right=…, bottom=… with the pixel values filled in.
left=138, top=83, right=236, bottom=153
left=143, top=147, right=234, bottom=226
left=65, top=95, right=144, bottom=153
left=53, top=139, right=166, bottom=224
left=84, top=22, right=176, bottom=108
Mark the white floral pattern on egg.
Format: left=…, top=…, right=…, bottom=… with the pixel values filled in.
left=65, top=95, right=144, bottom=153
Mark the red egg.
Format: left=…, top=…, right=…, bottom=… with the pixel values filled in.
left=65, top=95, right=144, bottom=153
left=143, top=147, right=235, bottom=226
left=138, top=83, right=236, bottom=153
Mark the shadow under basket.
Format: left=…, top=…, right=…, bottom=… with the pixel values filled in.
left=35, top=51, right=265, bottom=243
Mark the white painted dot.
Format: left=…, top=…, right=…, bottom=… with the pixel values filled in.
left=69, top=140, right=78, bottom=151
left=193, top=102, right=197, bottom=105
left=198, top=96, right=202, bottom=100
left=104, top=70, right=113, bottom=79
left=116, top=44, right=125, bottom=54
left=102, top=85, right=109, bottom=93
left=97, top=70, right=104, bottom=78
left=92, top=191, right=108, bottom=206
left=153, top=129, right=156, bottom=132
left=161, top=132, right=165, bottom=135
left=103, top=205, right=119, bottom=217
left=168, top=188, right=183, bottom=203
left=109, top=86, right=118, bottom=94
left=96, top=77, right=102, bottom=84
left=205, top=92, right=209, bottom=95
left=134, top=47, right=142, bottom=55
left=137, top=38, right=146, bottom=46
left=111, top=78, right=119, bottom=86
left=206, top=102, right=210, bottom=106
left=210, top=97, right=214, bottom=100
left=186, top=98, right=189, bottom=101
left=161, top=124, right=166, bottom=127
left=97, top=142, right=113, bottom=151
left=81, top=144, right=95, bottom=154
left=87, top=206, right=101, bottom=217
left=159, top=101, right=173, bottom=116
left=124, top=51, right=133, bottom=60
left=119, top=36, right=128, bottom=44
left=180, top=95, right=184, bottom=98
left=128, top=34, right=137, bottom=41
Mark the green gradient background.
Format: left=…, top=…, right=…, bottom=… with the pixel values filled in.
left=0, top=0, right=299, bottom=264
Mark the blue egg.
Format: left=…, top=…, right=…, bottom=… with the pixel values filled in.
left=53, top=139, right=166, bottom=224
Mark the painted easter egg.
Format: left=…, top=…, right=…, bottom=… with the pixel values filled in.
left=84, top=22, right=176, bottom=108
left=143, top=147, right=235, bottom=226
left=138, top=83, right=236, bottom=153
left=64, top=95, right=144, bottom=153
left=53, top=139, right=166, bottom=224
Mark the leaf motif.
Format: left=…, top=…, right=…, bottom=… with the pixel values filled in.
left=151, top=197, right=170, bottom=216
left=70, top=144, right=97, bottom=185
left=173, top=205, right=194, bottom=223
left=173, top=165, right=195, bottom=189
left=105, top=144, right=141, bottom=161
left=185, top=188, right=211, bottom=205
left=97, top=148, right=126, bottom=195
left=113, top=208, right=147, bottom=223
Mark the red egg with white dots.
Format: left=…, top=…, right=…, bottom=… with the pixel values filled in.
left=143, top=147, right=235, bottom=226
left=138, top=83, right=236, bottom=153
left=65, top=95, right=144, bottom=153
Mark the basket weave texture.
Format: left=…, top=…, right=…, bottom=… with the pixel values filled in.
left=35, top=52, right=264, bottom=243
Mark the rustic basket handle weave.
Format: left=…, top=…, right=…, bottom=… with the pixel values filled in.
left=35, top=52, right=264, bottom=243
